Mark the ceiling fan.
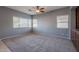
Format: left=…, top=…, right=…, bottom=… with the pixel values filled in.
left=28, top=6, right=45, bottom=14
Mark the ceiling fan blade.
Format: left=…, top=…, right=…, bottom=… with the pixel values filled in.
left=40, top=8, right=45, bottom=10
left=40, top=11, right=45, bottom=13
left=36, top=6, right=40, bottom=10
left=28, top=6, right=45, bottom=14
left=28, top=9, right=32, bottom=11
left=28, top=9, right=36, bottom=11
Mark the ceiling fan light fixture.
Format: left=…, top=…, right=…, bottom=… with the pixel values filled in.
left=36, top=10, right=40, bottom=13
left=28, top=6, right=46, bottom=14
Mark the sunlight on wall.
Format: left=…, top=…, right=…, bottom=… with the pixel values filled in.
left=13, top=16, right=31, bottom=28
left=57, top=15, right=68, bottom=29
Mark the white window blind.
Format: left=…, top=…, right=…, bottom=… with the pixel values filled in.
left=57, top=15, right=68, bottom=28
left=13, top=16, right=31, bottom=28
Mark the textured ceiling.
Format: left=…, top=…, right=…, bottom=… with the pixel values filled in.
left=6, top=6, right=67, bottom=15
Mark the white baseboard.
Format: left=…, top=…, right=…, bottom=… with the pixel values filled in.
left=34, top=32, right=70, bottom=40
left=0, top=32, right=70, bottom=41
left=0, top=32, right=30, bottom=41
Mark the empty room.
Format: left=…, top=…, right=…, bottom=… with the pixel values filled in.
left=0, top=6, right=78, bottom=52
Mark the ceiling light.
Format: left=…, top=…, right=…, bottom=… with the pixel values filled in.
left=36, top=10, right=40, bottom=13
left=28, top=6, right=45, bottom=14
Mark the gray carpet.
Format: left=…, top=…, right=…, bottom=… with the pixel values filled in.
left=2, top=34, right=76, bottom=52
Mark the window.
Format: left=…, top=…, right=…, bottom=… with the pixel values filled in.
left=57, top=15, right=68, bottom=28
left=33, top=19, right=38, bottom=28
left=13, top=16, right=31, bottom=28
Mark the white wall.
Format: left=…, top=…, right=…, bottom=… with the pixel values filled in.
left=33, top=7, right=70, bottom=39
left=0, top=7, right=31, bottom=39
